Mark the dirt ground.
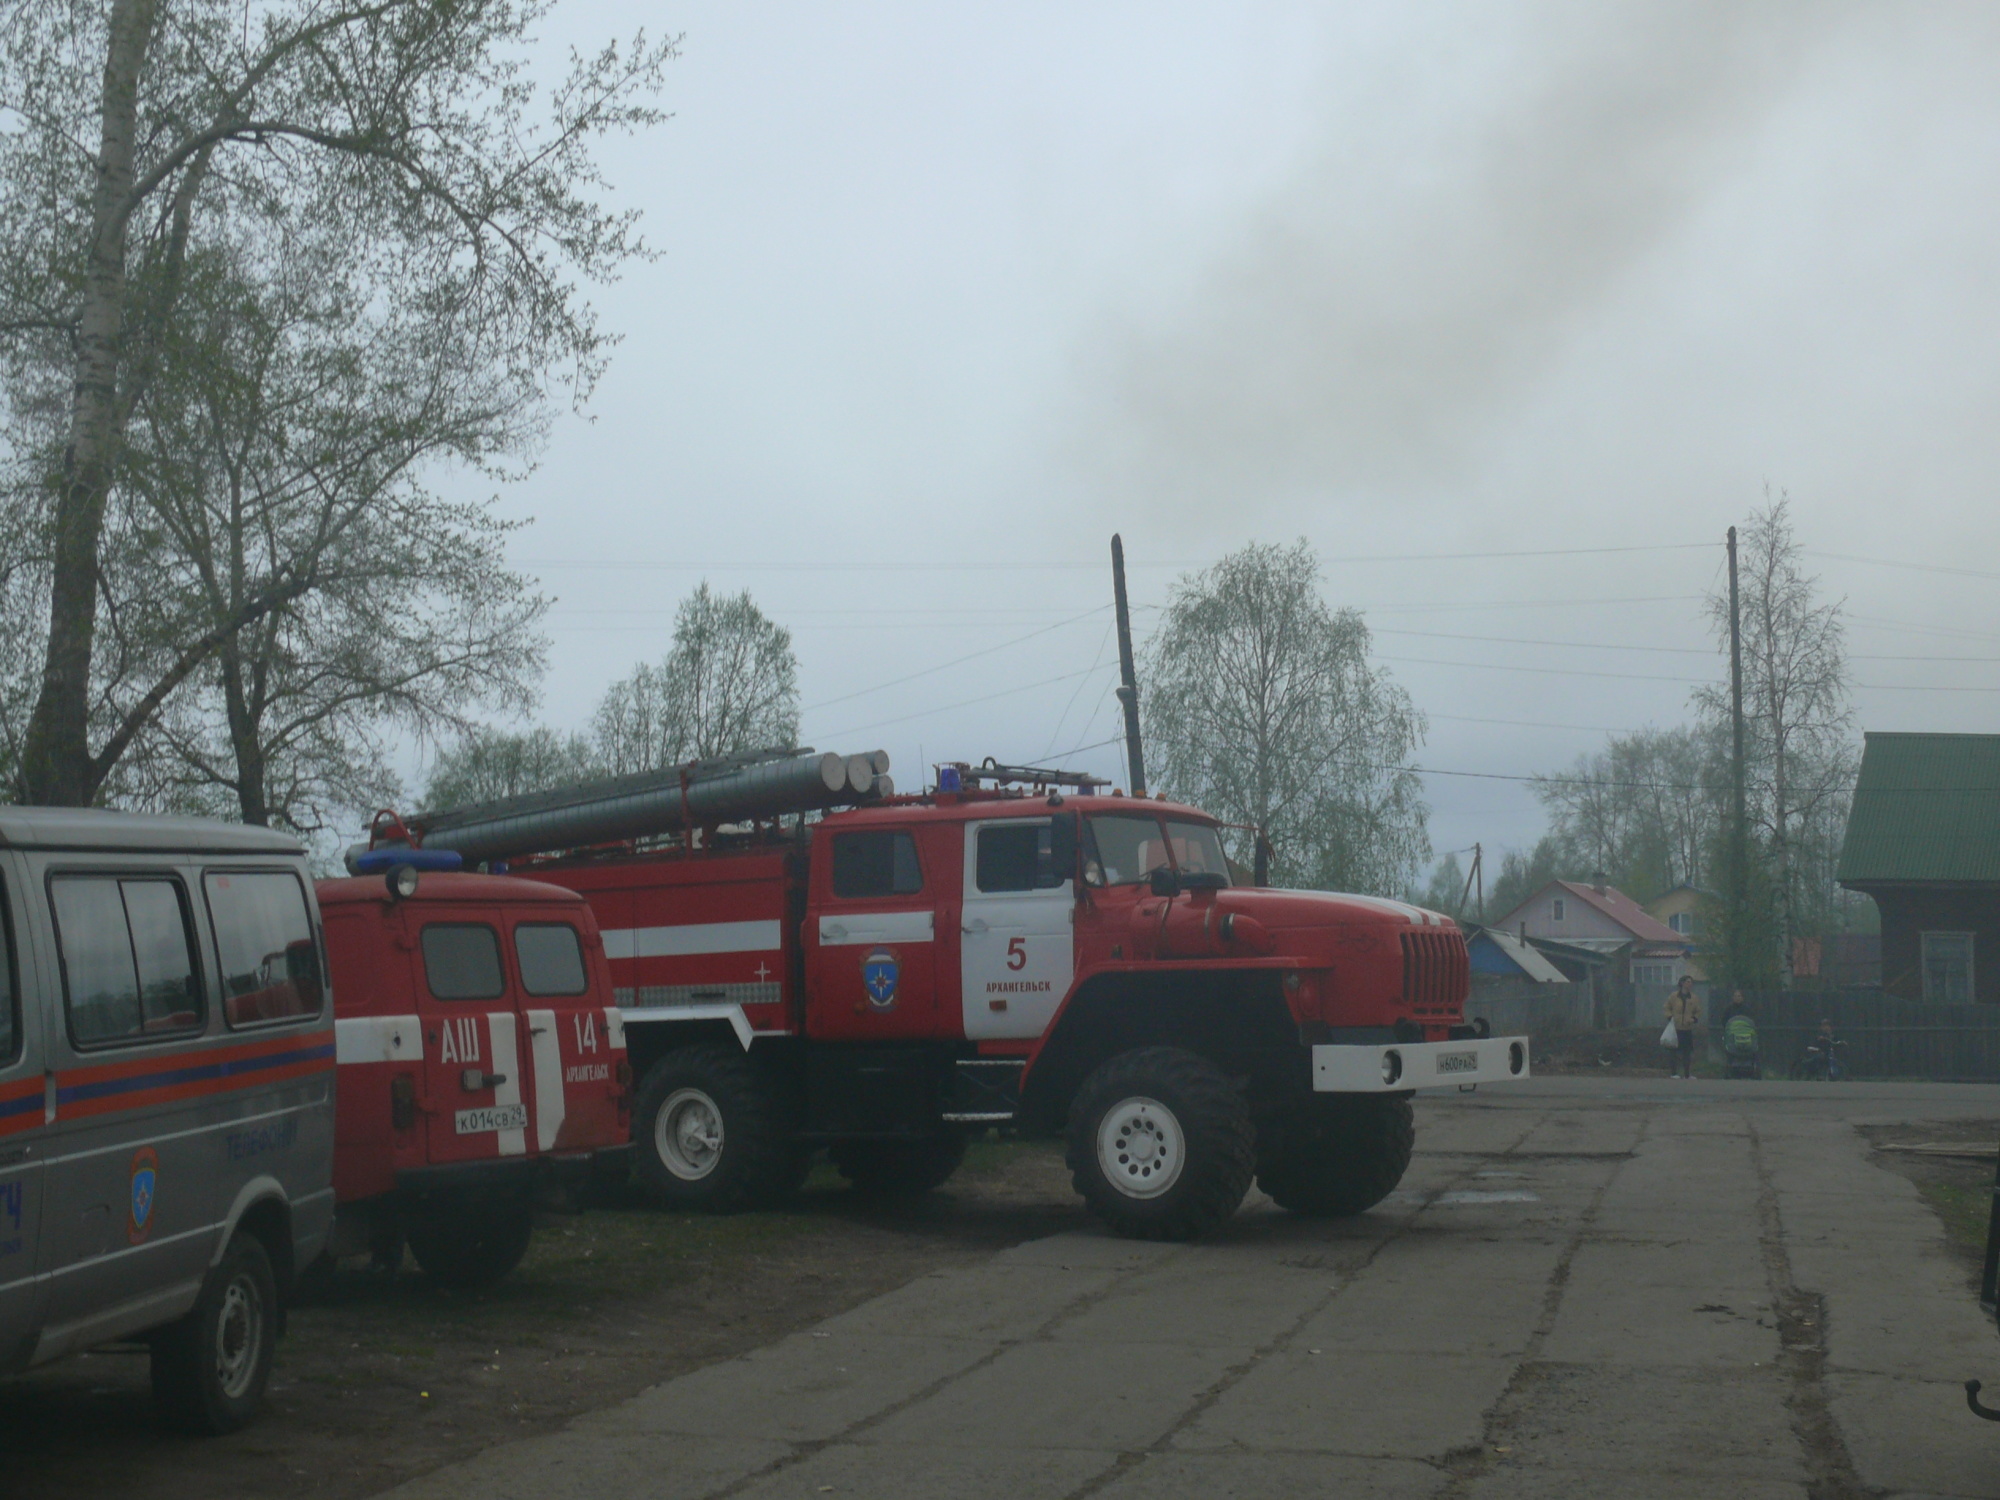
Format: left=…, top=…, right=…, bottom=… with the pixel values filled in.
left=4, top=1139, right=1083, bottom=1500
left=1861, top=1116, right=2000, bottom=1288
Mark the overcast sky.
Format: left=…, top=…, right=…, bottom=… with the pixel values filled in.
left=449, top=1, right=2000, bottom=881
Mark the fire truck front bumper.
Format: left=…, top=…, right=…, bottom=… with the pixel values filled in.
left=1311, top=1036, right=1531, bottom=1092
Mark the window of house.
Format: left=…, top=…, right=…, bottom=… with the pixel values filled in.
left=1551, top=897, right=1566, bottom=922
left=1668, top=912, right=1692, bottom=936
left=515, top=923, right=589, bottom=996
left=1633, top=962, right=1674, bottom=988
left=830, top=831, right=923, bottom=899
left=1922, top=931, right=1974, bottom=1005
left=421, top=924, right=506, bottom=1001
left=205, top=870, right=322, bottom=1027
left=52, top=875, right=204, bottom=1045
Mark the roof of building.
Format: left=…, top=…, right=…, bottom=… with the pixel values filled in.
left=1465, top=925, right=1570, bottom=983
left=1838, top=732, right=2000, bottom=885
left=1548, top=879, right=1688, bottom=946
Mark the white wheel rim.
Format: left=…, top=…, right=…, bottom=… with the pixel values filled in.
left=215, top=1274, right=263, bottom=1399
left=1097, top=1095, right=1185, bottom=1199
left=657, top=1087, right=725, bottom=1180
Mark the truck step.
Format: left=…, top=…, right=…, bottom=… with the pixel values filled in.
left=945, top=1058, right=1023, bottom=1123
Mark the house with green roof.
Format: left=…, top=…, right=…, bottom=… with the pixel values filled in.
left=1837, top=732, right=2000, bottom=1004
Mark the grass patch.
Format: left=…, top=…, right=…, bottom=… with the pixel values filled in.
left=1916, top=1177, right=1995, bottom=1264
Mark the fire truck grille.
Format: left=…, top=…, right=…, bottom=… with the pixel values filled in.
left=1401, top=930, right=1469, bottom=1018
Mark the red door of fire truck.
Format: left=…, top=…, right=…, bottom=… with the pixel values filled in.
left=807, top=825, right=939, bottom=1040
left=410, top=906, right=537, bottom=1166
left=506, top=914, right=625, bottom=1152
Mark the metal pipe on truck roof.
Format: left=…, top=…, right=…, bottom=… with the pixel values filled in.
left=400, top=749, right=890, bottom=864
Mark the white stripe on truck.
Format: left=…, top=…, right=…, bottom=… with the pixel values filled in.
left=527, top=1008, right=565, bottom=1152
left=486, top=1012, right=527, bottom=1157
left=599, top=920, right=782, bottom=960
left=334, top=1014, right=424, bottom=1063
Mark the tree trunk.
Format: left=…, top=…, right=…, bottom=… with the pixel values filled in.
left=14, top=0, right=159, bottom=806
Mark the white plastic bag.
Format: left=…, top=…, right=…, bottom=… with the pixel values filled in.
left=1660, top=1019, right=1679, bottom=1048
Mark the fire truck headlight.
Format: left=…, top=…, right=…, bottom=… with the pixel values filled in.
left=1381, top=1049, right=1403, bottom=1086
left=386, top=864, right=420, bottom=901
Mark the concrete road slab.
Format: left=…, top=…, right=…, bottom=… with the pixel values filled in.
left=728, top=1443, right=1114, bottom=1499
left=377, top=1432, right=790, bottom=1500
left=861, top=1337, right=1251, bottom=1451
left=1047, top=1261, right=1334, bottom=1347
left=1093, top=1450, right=1447, bottom=1498
left=1488, top=1364, right=1797, bottom=1481
left=1826, top=1371, right=2000, bottom=1498
left=1297, top=1235, right=1560, bottom=1357
left=1539, top=1241, right=1776, bottom=1368
left=1172, top=1349, right=1514, bottom=1459
left=1460, top=1464, right=1807, bottom=1498
left=811, top=1264, right=1121, bottom=1343
left=577, top=1332, right=991, bottom=1443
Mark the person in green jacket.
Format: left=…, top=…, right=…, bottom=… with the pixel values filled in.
left=1664, top=976, right=1701, bottom=1079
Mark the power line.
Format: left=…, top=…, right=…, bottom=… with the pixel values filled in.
left=1808, top=550, right=2000, bottom=584
left=816, top=662, right=1116, bottom=740
left=801, top=606, right=1108, bottom=713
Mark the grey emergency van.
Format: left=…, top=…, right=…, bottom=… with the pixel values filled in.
left=0, top=808, right=333, bottom=1432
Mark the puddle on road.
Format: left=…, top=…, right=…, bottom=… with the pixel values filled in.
left=1434, top=1189, right=1542, bottom=1205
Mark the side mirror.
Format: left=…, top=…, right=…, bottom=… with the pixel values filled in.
left=1148, top=866, right=1181, bottom=898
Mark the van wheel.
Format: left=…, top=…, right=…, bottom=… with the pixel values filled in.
left=1256, top=1095, right=1414, bottom=1216
left=1066, top=1047, right=1255, bottom=1241
left=633, top=1044, right=803, bottom=1211
left=406, top=1200, right=535, bottom=1289
left=832, top=1129, right=967, bottom=1197
left=151, top=1233, right=278, bottom=1435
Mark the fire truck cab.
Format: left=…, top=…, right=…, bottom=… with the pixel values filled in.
left=465, top=758, right=1529, bottom=1241
left=319, top=862, right=629, bottom=1286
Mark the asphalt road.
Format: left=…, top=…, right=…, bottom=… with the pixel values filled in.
left=381, top=1077, right=2000, bottom=1500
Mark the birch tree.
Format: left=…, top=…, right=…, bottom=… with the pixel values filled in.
left=1142, top=540, right=1429, bottom=896
left=592, top=583, right=800, bottom=773
left=0, top=0, right=672, bottom=805
left=1696, top=494, right=1857, bottom=987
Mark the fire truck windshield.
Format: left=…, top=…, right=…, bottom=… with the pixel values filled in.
left=1084, top=814, right=1230, bottom=888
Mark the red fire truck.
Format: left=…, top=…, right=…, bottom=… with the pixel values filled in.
left=366, top=751, right=1528, bottom=1242
left=319, top=858, right=630, bottom=1285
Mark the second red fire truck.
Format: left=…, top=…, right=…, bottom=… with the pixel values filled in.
left=362, top=750, right=1528, bottom=1241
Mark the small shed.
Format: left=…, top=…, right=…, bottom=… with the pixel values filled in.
left=1466, top=925, right=1570, bottom=984
left=1837, top=731, right=2000, bottom=1004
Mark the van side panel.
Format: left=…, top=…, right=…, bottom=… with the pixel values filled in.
left=0, top=851, right=47, bottom=1371
left=26, top=852, right=334, bottom=1363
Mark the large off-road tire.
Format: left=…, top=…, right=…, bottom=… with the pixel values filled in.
left=1066, top=1047, right=1255, bottom=1241
left=1255, top=1095, right=1414, bottom=1217
left=406, top=1199, right=535, bottom=1289
left=633, top=1044, right=804, bottom=1211
left=831, top=1129, right=968, bottom=1197
left=150, top=1233, right=279, bottom=1435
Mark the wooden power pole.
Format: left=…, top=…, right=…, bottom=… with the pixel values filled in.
left=1111, top=534, right=1147, bottom=797
left=1728, top=525, right=1747, bottom=991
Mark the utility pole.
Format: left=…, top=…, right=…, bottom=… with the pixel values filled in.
left=1728, top=525, right=1747, bottom=994
left=1457, top=842, right=1484, bottom=922
left=1111, top=534, right=1147, bottom=797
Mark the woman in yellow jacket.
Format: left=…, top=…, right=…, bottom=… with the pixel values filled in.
left=1664, top=976, right=1701, bottom=1079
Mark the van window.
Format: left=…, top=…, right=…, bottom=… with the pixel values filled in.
left=0, top=878, right=16, bottom=1065
left=831, top=831, right=922, bottom=898
left=515, top=924, right=588, bottom=997
left=976, top=822, right=1068, bottom=893
left=52, top=875, right=203, bottom=1046
left=421, top=924, right=505, bottom=1000
left=205, top=871, right=323, bottom=1027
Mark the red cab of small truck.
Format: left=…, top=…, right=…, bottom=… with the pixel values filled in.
left=384, top=752, right=1529, bottom=1242
left=318, top=862, right=630, bottom=1285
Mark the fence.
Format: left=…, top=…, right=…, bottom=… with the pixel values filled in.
left=1465, top=981, right=1593, bottom=1043
left=1465, top=983, right=2000, bottom=1081
left=1715, top=990, right=2000, bottom=1082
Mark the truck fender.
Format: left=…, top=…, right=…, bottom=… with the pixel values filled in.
left=214, top=1175, right=290, bottom=1267
left=623, top=1003, right=755, bottom=1051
